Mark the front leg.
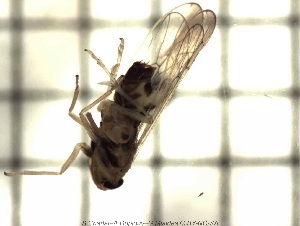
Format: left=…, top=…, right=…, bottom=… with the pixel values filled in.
left=85, top=38, right=124, bottom=84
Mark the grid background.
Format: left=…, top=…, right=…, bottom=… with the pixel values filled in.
left=0, top=0, right=299, bottom=226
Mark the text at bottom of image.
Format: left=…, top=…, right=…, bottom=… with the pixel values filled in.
left=82, top=220, right=219, bottom=226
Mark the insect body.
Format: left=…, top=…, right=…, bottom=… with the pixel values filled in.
left=87, top=61, right=159, bottom=189
left=4, top=3, right=216, bottom=190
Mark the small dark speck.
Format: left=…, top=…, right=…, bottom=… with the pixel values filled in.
left=198, top=192, right=204, bottom=197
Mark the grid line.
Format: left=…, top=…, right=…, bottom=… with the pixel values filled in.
left=9, top=1, right=24, bottom=226
left=290, top=0, right=300, bottom=225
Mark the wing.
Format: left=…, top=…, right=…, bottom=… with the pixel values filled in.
left=132, top=3, right=216, bottom=154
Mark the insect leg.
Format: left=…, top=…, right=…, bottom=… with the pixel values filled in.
left=99, top=102, right=153, bottom=124
left=86, top=112, right=101, bottom=136
left=68, top=74, right=83, bottom=126
left=116, top=105, right=153, bottom=124
left=77, top=88, right=115, bottom=141
left=4, top=143, right=92, bottom=176
left=80, top=88, right=114, bottom=115
left=68, top=75, right=106, bottom=141
left=85, top=38, right=124, bottom=90
left=111, top=38, right=124, bottom=80
left=84, top=49, right=111, bottom=78
left=114, top=87, right=154, bottom=123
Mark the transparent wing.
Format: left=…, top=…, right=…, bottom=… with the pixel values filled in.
left=132, top=3, right=216, bottom=154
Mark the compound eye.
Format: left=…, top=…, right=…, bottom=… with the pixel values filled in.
left=103, top=179, right=124, bottom=190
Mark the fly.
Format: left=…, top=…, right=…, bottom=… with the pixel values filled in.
left=4, top=3, right=216, bottom=190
